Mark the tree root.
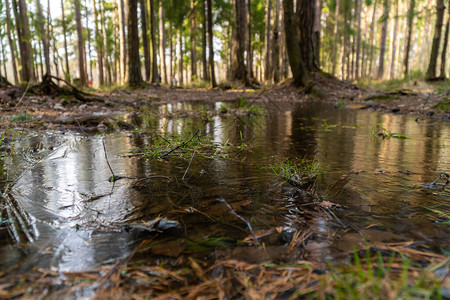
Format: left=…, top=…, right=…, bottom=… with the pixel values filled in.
left=29, top=74, right=102, bottom=102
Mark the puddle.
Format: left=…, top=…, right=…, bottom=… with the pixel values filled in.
left=0, top=101, right=448, bottom=274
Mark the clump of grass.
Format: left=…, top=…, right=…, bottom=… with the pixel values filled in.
left=433, top=98, right=450, bottom=111
left=321, top=250, right=444, bottom=300
left=9, top=112, right=34, bottom=122
left=371, top=124, right=409, bottom=140
left=271, top=156, right=322, bottom=187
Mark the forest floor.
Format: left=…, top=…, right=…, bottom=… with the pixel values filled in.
left=0, top=73, right=448, bottom=131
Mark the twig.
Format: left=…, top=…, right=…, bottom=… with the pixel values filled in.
left=216, top=197, right=260, bottom=246
left=182, top=130, right=201, bottom=181
left=15, top=82, right=31, bottom=108
left=425, top=173, right=449, bottom=189
left=102, top=139, right=115, bottom=182
left=130, top=176, right=172, bottom=188
left=161, top=129, right=200, bottom=158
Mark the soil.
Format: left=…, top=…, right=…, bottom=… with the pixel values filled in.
left=0, top=74, right=448, bottom=131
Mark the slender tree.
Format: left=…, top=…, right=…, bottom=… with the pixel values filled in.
left=148, top=0, right=158, bottom=83
left=264, top=0, right=272, bottom=82
left=178, top=31, right=183, bottom=85
left=232, top=0, right=248, bottom=84
left=355, top=0, right=362, bottom=78
left=75, top=0, right=87, bottom=85
left=13, top=0, right=35, bottom=82
left=207, top=0, right=216, bottom=87
left=140, top=0, right=151, bottom=81
left=159, top=2, right=168, bottom=84
left=202, top=0, right=209, bottom=81
left=273, top=0, right=281, bottom=83
left=403, top=0, right=415, bottom=78
left=127, top=0, right=143, bottom=86
left=119, top=0, right=127, bottom=83
left=390, top=0, right=399, bottom=79
left=331, top=0, right=340, bottom=75
left=377, top=0, right=389, bottom=79
left=61, top=0, right=70, bottom=81
left=5, top=0, right=20, bottom=83
left=427, top=0, right=445, bottom=79
left=247, top=0, right=254, bottom=80
left=190, top=0, right=197, bottom=80
left=93, top=0, right=104, bottom=85
left=440, top=0, right=450, bottom=78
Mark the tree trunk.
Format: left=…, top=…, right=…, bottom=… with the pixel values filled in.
left=178, top=31, right=183, bottom=86
left=390, top=0, right=399, bottom=79
left=75, top=0, right=87, bottom=85
left=148, top=0, right=158, bottom=83
left=159, top=2, right=167, bottom=84
left=202, top=0, right=209, bottom=81
left=247, top=0, right=254, bottom=80
left=13, top=0, right=34, bottom=82
left=140, top=0, right=151, bottom=81
left=273, top=0, right=281, bottom=83
left=60, top=0, right=71, bottom=81
left=207, top=0, right=217, bottom=87
left=232, top=0, right=248, bottom=83
left=190, top=0, right=197, bottom=80
left=331, top=0, right=340, bottom=76
left=403, top=0, right=415, bottom=78
left=368, top=0, right=378, bottom=78
left=439, top=0, right=450, bottom=78
left=119, top=0, right=127, bottom=83
left=127, top=0, right=143, bottom=86
left=377, top=0, right=389, bottom=79
left=93, top=0, right=104, bottom=85
left=264, top=0, right=272, bottom=82
left=355, top=0, right=362, bottom=78
left=169, top=22, right=173, bottom=85
left=84, top=0, right=93, bottom=83
left=4, top=0, right=20, bottom=84
left=282, top=0, right=308, bottom=86
left=341, top=5, right=348, bottom=79
left=427, top=0, right=445, bottom=79
left=313, top=0, right=321, bottom=68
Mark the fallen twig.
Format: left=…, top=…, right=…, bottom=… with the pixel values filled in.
left=102, top=139, right=116, bottom=182
left=182, top=130, right=201, bottom=181
left=217, top=197, right=260, bottom=246
left=161, top=129, right=200, bottom=158
left=15, top=82, right=31, bottom=108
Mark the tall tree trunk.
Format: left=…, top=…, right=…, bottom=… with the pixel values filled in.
left=75, top=0, right=87, bottom=85
left=439, top=0, right=450, bottom=78
left=13, top=0, right=34, bottom=82
left=264, top=0, right=272, bottom=82
left=427, top=0, right=445, bottom=79
left=159, top=2, right=167, bottom=84
left=4, top=0, right=20, bottom=84
left=190, top=0, right=197, bottom=80
left=101, top=0, right=110, bottom=84
left=93, top=0, right=104, bottom=85
left=355, top=0, right=362, bottom=78
left=390, top=0, right=399, bottom=79
left=169, top=22, right=174, bottom=85
left=127, top=0, right=143, bottom=86
left=331, top=0, right=340, bottom=75
left=207, top=0, right=216, bottom=87
left=341, top=5, right=348, bottom=79
left=273, top=0, right=281, bottom=83
left=0, top=41, right=6, bottom=79
left=84, top=0, right=93, bottom=83
left=313, top=0, right=321, bottom=68
left=247, top=0, right=254, bottom=80
left=377, top=0, right=389, bottom=79
left=119, top=0, right=127, bottom=83
left=178, top=31, right=183, bottom=86
left=297, top=0, right=316, bottom=72
left=368, top=0, right=378, bottom=78
left=232, top=0, right=248, bottom=83
left=140, top=0, right=151, bottom=81
left=148, top=0, right=158, bottom=83
left=61, top=0, right=70, bottom=81
left=202, top=0, right=209, bottom=81
left=403, top=0, right=415, bottom=78
left=282, top=0, right=308, bottom=86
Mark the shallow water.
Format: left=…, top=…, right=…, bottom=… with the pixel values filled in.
left=1, top=101, right=448, bottom=272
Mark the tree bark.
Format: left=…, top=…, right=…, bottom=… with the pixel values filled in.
left=148, top=0, right=158, bottom=83
left=202, top=0, right=209, bottom=81
left=403, top=0, right=415, bottom=78
left=178, top=31, right=183, bottom=86
left=159, top=2, right=167, bottom=84
left=427, top=0, right=445, bottom=79
left=282, top=0, right=308, bottom=86
left=93, top=0, right=104, bottom=85
left=313, top=0, right=321, bottom=68
left=119, top=0, right=127, bottom=83
left=101, top=0, right=110, bottom=84
left=75, top=0, right=87, bottom=85
left=190, top=0, right=197, bottom=80
left=377, top=0, right=389, bottom=79
left=247, top=0, right=254, bottom=80
left=355, top=0, right=362, bottom=78
left=331, top=0, right=340, bottom=76
left=140, top=0, right=151, bottom=81
left=169, top=22, right=173, bottom=85
left=273, top=0, right=281, bottom=83
left=390, top=0, right=399, bottom=79
left=127, top=0, right=143, bottom=86
left=4, top=0, right=20, bottom=84
left=60, top=0, right=71, bottom=81
left=439, top=0, right=450, bottom=78
left=207, top=0, right=217, bottom=87
left=368, top=0, right=378, bottom=78
left=232, top=0, right=248, bottom=83
left=13, top=0, right=34, bottom=82
left=264, top=0, right=272, bottom=82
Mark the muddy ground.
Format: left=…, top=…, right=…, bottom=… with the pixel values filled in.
left=0, top=74, right=448, bottom=132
